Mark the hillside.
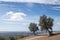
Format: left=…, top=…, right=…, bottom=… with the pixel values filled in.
left=19, top=33, right=60, bottom=40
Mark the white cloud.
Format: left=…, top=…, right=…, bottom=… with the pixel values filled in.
left=52, top=6, right=60, bottom=10
left=57, top=22, right=60, bottom=25
left=1, top=11, right=27, bottom=21
left=53, top=17, right=60, bottom=31
left=0, top=0, right=60, bottom=5
left=26, top=3, right=34, bottom=8
left=53, top=22, right=60, bottom=31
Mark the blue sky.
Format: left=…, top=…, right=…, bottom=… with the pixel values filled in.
left=0, top=0, right=60, bottom=31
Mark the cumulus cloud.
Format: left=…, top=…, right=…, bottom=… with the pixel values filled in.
left=0, top=0, right=60, bottom=5
left=1, top=11, right=27, bottom=21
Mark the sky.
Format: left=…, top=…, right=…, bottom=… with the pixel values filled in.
left=0, top=0, right=60, bottom=31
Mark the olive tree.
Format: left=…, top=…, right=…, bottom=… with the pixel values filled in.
left=39, top=15, right=54, bottom=36
left=29, top=23, right=39, bottom=35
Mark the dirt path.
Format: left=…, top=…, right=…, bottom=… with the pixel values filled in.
left=20, top=35, right=47, bottom=40
left=18, top=33, right=60, bottom=40
left=25, top=36, right=47, bottom=40
left=21, top=35, right=60, bottom=40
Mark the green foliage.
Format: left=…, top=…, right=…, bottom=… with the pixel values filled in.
left=47, top=17, right=54, bottom=28
left=39, top=15, right=54, bottom=36
left=39, top=15, right=47, bottom=31
left=17, top=35, right=25, bottom=38
left=0, top=37, right=6, bottom=40
left=0, top=35, right=26, bottom=40
left=9, top=37, right=16, bottom=40
left=29, top=23, right=39, bottom=35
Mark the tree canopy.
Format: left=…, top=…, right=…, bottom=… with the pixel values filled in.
left=29, top=23, right=39, bottom=35
left=39, top=15, right=54, bottom=36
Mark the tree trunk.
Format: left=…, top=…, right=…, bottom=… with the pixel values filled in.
left=47, top=29, right=52, bottom=36
left=33, top=31, right=36, bottom=35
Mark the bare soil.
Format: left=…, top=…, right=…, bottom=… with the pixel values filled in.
left=18, top=32, right=60, bottom=40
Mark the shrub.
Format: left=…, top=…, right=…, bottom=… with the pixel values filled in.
left=0, top=36, right=6, bottom=40
left=9, top=37, right=16, bottom=40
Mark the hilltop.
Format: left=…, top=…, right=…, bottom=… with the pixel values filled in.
left=19, top=32, right=60, bottom=40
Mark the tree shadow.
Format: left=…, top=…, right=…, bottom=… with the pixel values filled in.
left=34, top=32, right=60, bottom=37
left=49, top=32, right=60, bottom=37
left=35, top=34, right=48, bottom=36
